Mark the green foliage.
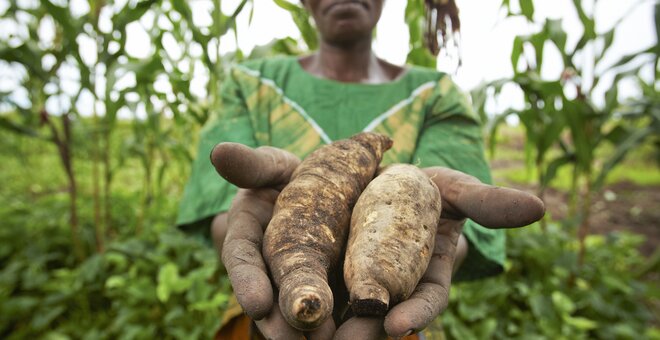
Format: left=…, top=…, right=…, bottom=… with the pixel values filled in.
left=405, top=0, right=438, bottom=68
left=273, top=0, right=319, bottom=51
left=474, top=0, right=660, bottom=247
left=445, top=224, right=658, bottom=340
left=0, top=0, right=253, bottom=261
left=0, top=191, right=229, bottom=339
left=0, top=1, right=658, bottom=338
left=0, top=126, right=230, bottom=338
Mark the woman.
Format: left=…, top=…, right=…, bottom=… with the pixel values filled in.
left=176, top=1, right=544, bottom=339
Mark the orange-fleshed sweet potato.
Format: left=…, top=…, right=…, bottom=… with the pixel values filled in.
left=344, top=164, right=442, bottom=316
left=262, top=132, right=393, bottom=330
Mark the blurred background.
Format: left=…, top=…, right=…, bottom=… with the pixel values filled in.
left=0, top=0, right=658, bottom=338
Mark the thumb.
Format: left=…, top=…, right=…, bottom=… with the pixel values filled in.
left=211, top=143, right=300, bottom=189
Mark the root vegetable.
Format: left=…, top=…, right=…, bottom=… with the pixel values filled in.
left=263, top=132, right=393, bottom=330
left=344, top=164, right=442, bottom=316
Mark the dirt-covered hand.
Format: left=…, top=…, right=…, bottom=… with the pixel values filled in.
left=387, top=167, right=544, bottom=337
left=335, top=167, right=545, bottom=339
left=211, top=143, right=325, bottom=339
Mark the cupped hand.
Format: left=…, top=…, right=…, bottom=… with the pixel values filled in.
left=211, top=142, right=545, bottom=340
left=211, top=143, right=334, bottom=340
left=334, top=167, right=545, bottom=339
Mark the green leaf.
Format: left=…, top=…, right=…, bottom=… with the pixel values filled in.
left=272, top=0, right=299, bottom=11
left=123, top=56, right=164, bottom=84
left=31, top=305, right=66, bottom=330
left=511, top=36, right=524, bottom=73
left=551, top=291, right=576, bottom=314
left=500, top=0, right=511, bottom=14
left=172, top=0, right=212, bottom=50
left=562, top=99, right=595, bottom=172
left=563, top=316, right=598, bottom=330
left=530, top=31, right=547, bottom=69
left=572, top=0, right=596, bottom=51
left=606, top=46, right=655, bottom=70
left=293, top=9, right=318, bottom=50
left=406, top=2, right=423, bottom=44
left=0, top=116, right=42, bottom=138
left=0, top=43, right=49, bottom=81
left=520, top=0, right=535, bottom=21
left=2, top=296, right=39, bottom=316
left=474, top=318, right=498, bottom=339
left=273, top=0, right=317, bottom=50
left=171, top=0, right=193, bottom=23
left=594, top=125, right=654, bottom=190
left=248, top=37, right=304, bottom=59
left=530, top=294, right=555, bottom=320
left=656, top=3, right=660, bottom=55
left=114, top=0, right=158, bottom=31
left=190, top=292, right=228, bottom=311
left=647, top=327, right=660, bottom=340
left=106, top=275, right=126, bottom=289
left=406, top=46, right=436, bottom=68
left=543, top=154, right=572, bottom=187
left=444, top=313, right=479, bottom=339
left=597, top=28, right=615, bottom=63
left=157, top=263, right=178, bottom=302
left=604, top=82, right=619, bottom=111
left=537, top=111, right=564, bottom=158
left=43, top=331, right=71, bottom=340
left=212, top=0, right=248, bottom=38
left=487, top=109, right=517, bottom=158
left=156, top=262, right=191, bottom=302
left=546, top=18, right=567, bottom=53
left=41, top=0, right=80, bottom=45
left=602, top=275, right=634, bottom=295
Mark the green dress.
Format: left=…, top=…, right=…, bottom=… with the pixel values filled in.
left=177, top=56, right=504, bottom=281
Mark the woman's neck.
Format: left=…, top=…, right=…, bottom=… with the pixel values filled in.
left=300, top=40, right=403, bottom=84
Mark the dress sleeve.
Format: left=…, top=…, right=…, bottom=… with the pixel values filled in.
left=412, top=75, right=505, bottom=282
left=175, top=66, right=259, bottom=242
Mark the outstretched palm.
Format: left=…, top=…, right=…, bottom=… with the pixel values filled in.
left=212, top=143, right=544, bottom=340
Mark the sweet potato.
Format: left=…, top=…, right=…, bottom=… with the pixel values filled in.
left=211, top=143, right=301, bottom=320
left=344, top=164, right=442, bottom=316
left=263, top=132, right=393, bottom=330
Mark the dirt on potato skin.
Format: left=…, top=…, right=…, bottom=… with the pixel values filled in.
left=344, top=164, right=442, bottom=316
left=262, top=132, right=393, bottom=330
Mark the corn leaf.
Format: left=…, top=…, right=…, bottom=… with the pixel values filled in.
left=520, top=0, right=534, bottom=21
left=511, top=36, right=524, bottom=73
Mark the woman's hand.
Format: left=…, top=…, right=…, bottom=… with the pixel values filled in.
left=211, top=143, right=335, bottom=339
left=334, top=167, right=544, bottom=339
left=216, top=187, right=335, bottom=340
left=211, top=144, right=545, bottom=339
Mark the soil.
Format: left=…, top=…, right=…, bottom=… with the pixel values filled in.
left=498, top=180, right=660, bottom=257
left=489, top=131, right=659, bottom=325
left=489, top=139, right=659, bottom=257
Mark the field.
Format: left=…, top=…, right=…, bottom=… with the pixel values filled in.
left=1, top=121, right=658, bottom=339
left=491, top=125, right=660, bottom=257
